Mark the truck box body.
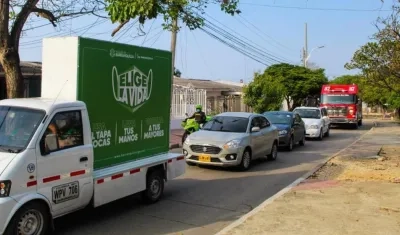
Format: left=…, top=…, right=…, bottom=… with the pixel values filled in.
left=41, top=37, right=172, bottom=169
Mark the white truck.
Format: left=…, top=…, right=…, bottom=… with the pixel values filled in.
left=0, top=37, right=185, bottom=235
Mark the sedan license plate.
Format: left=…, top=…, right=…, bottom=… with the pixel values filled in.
left=199, top=154, right=211, bottom=162
left=52, top=181, right=79, bottom=204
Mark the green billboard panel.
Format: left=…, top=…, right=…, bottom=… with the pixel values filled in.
left=76, top=37, right=172, bottom=169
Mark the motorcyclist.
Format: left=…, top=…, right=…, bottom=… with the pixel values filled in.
left=187, top=104, right=207, bottom=125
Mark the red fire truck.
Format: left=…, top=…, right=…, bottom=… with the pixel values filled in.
left=320, top=84, right=363, bottom=128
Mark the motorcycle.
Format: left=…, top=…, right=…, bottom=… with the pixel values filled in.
left=181, top=113, right=213, bottom=145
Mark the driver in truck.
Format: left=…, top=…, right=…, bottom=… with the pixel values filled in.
left=187, top=104, right=207, bottom=125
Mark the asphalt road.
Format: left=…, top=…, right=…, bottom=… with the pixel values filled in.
left=55, top=122, right=373, bottom=235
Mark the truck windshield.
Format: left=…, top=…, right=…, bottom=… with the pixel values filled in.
left=321, top=94, right=356, bottom=104
left=0, top=106, right=45, bottom=152
left=202, top=116, right=249, bottom=133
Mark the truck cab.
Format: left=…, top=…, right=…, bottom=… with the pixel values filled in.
left=320, top=84, right=362, bottom=128
left=0, top=98, right=95, bottom=233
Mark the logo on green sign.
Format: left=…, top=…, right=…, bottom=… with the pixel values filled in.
left=112, top=66, right=153, bottom=112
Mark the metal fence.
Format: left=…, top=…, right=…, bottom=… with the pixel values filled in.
left=171, top=83, right=207, bottom=119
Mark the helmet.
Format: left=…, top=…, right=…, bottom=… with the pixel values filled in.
left=195, top=104, right=202, bottom=110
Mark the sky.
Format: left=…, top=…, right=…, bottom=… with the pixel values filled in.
left=19, top=0, right=394, bottom=83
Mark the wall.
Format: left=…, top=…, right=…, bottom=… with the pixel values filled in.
left=0, top=76, right=41, bottom=100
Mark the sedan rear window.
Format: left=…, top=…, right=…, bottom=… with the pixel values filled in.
left=202, top=116, right=249, bottom=133
left=294, top=109, right=321, bottom=119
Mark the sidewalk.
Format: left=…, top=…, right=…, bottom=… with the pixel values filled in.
left=218, top=122, right=400, bottom=235
left=169, top=129, right=183, bottom=149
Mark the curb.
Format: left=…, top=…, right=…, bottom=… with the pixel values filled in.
left=215, top=126, right=376, bottom=235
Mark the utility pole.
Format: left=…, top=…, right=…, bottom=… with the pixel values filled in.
left=170, top=18, right=178, bottom=112
left=171, top=19, right=178, bottom=76
left=303, top=22, right=308, bottom=67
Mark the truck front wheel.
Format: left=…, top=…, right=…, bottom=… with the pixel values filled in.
left=4, top=201, right=50, bottom=235
left=142, top=169, right=165, bottom=204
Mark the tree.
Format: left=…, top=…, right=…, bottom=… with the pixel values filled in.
left=174, top=67, right=181, bottom=77
left=0, top=0, right=102, bottom=98
left=107, top=0, right=241, bottom=36
left=345, top=2, right=400, bottom=117
left=261, top=63, right=328, bottom=110
left=345, top=42, right=400, bottom=93
left=243, top=72, right=284, bottom=113
left=345, top=3, right=400, bottom=93
left=243, top=63, right=328, bottom=112
left=329, top=74, right=361, bottom=85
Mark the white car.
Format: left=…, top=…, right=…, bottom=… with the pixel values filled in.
left=293, top=107, right=330, bottom=140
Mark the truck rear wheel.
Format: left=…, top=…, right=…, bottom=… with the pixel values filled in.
left=4, top=201, right=50, bottom=235
left=141, top=169, right=165, bottom=204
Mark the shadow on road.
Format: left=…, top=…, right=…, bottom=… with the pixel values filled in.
left=54, top=170, right=308, bottom=235
left=330, top=121, right=373, bottom=130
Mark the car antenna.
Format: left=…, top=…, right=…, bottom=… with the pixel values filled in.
left=51, top=79, right=69, bottom=107
left=40, top=79, right=69, bottom=125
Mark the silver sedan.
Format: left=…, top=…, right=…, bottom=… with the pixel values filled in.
left=182, top=112, right=279, bottom=171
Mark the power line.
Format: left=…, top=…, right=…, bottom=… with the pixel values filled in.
left=190, top=30, right=215, bottom=79
left=23, top=14, right=88, bottom=32
left=149, top=30, right=164, bottom=47
left=141, top=19, right=156, bottom=46
left=203, top=23, right=279, bottom=64
left=113, top=20, right=137, bottom=42
left=236, top=14, right=296, bottom=54
left=20, top=18, right=107, bottom=47
left=199, top=15, right=293, bottom=64
left=239, top=2, right=391, bottom=12
left=123, top=24, right=163, bottom=45
left=200, top=27, right=270, bottom=66
left=198, top=15, right=278, bottom=65
left=201, top=13, right=294, bottom=64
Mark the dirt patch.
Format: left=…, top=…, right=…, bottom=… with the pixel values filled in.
left=311, top=145, right=400, bottom=183
left=227, top=181, right=400, bottom=235
left=224, top=133, right=400, bottom=235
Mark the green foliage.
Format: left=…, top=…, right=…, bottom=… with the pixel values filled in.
left=105, top=0, right=241, bottom=31
left=345, top=41, right=400, bottom=94
left=243, top=73, right=284, bottom=113
left=243, top=63, right=328, bottom=112
left=262, top=63, right=328, bottom=109
left=344, top=3, right=400, bottom=113
left=329, top=75, right=361, bottom=85
left=174, top=67, right=181, bottom=77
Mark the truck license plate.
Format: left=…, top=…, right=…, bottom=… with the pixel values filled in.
left=52, top=181, right=79, bottom=204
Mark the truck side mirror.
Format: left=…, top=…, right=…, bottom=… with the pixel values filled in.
left=40, top=134, right=58, bottom=155
left=39, top=138, right=48, bottom=156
